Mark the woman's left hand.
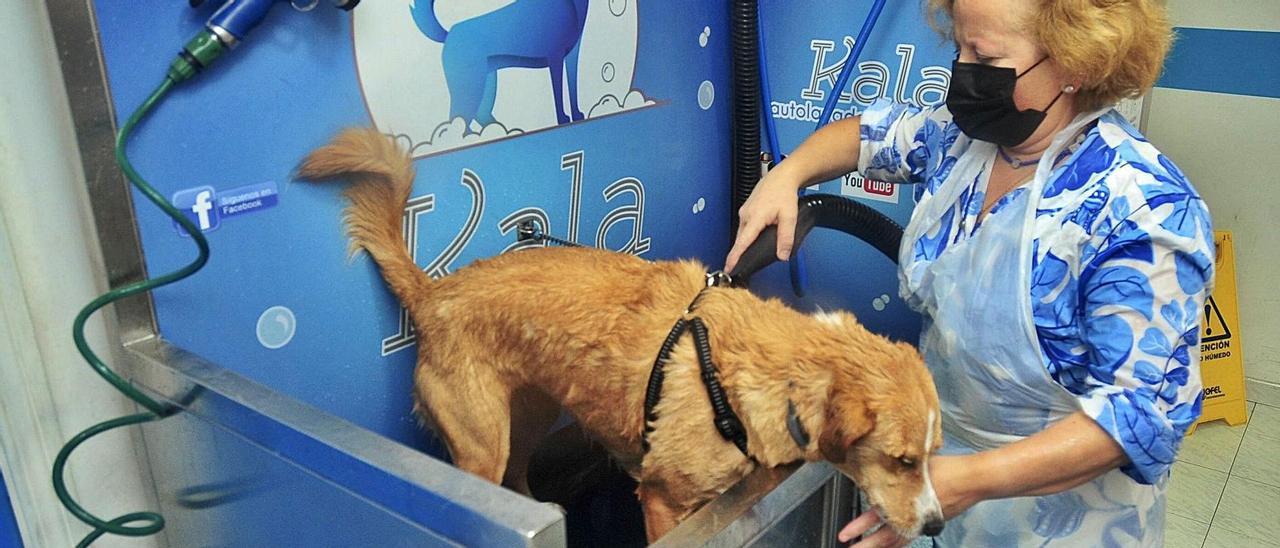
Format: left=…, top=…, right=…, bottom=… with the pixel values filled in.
left=837, top=455, right=984, bottom=546
left=837, top=510, right=913, bottom=548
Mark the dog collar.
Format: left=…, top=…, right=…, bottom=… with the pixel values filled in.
left=786, top=399, right=811, bottom=448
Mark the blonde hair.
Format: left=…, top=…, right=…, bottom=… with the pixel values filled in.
left=928, top=0, right=1173, bottom=111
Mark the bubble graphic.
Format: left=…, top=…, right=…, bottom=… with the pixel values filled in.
left=698, top=81, right=715, bottom=110
left=256, top=306, right=297, bottom=349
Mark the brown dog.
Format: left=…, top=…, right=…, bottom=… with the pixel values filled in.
left=298, top=129, right=945, bottom=541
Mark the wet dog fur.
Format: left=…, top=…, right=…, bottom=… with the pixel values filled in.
left=297, top=129, right=945, bottom=540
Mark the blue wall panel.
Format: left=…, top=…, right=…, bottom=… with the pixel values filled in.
left=89, top=0, right=950, bottom=458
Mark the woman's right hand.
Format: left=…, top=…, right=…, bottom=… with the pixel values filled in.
left=724, top=165, right=806, bottom=273
left=724, top=115, right=865, bottom=273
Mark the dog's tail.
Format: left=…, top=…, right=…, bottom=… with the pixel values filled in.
left=409, top=0, right=448, bottom=43
left=297, top=128, right=430, bottom=308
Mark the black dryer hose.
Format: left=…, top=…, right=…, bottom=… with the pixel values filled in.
left=728, top=193, right=904, bottom=284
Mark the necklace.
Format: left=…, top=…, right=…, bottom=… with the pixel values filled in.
left=997, top=146, right=1040, bottom=169
left=998, top=126, right=1091, bottom=169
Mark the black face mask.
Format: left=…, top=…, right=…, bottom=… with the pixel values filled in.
left=946, top=57, right=1063, bottom=147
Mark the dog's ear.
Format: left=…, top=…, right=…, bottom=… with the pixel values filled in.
left=818, top=400, right=874, bottom=463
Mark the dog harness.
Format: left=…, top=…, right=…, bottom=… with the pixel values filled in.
left=640, top=271, right=751, bottom=457
left=514, top=224, right=810, bottom=458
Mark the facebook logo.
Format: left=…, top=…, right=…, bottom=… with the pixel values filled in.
left=171, top=186, right=221, bottom=234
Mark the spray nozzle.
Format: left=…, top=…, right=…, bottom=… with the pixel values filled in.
left=200, top=0, right=359, bottom=46
left=169, top=0, right=357, bottom=83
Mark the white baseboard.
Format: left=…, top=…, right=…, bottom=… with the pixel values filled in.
left=1246, top=377, right=1280, bottom=408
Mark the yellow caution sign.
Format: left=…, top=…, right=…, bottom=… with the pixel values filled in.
left=1187, top=231, right=1248, bottom=435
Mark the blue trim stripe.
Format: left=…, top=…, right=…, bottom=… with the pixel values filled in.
left=0, top=468, right=21, bottom=548
left=1158, top=27, right=1280, bottom=100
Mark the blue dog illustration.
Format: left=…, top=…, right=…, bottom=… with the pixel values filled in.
left=411, top=0, right=589, bottom=127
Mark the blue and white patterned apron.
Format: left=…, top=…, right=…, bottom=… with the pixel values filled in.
left=900, top=110, right=1165, bottom=547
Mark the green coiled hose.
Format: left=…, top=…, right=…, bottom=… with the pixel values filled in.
left=53, top=31, right=225, bottom=547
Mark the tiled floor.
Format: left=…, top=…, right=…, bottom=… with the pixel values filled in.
left=1168, top=400, right=1280, bottom=547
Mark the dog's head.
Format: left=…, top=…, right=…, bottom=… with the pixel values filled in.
left=812, top=313, right=944, bottom=538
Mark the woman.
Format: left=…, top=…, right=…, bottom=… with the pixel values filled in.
left=725, top=0, right=1214, bottom=546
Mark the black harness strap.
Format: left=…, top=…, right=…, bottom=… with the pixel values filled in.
left=642, top=274, right=750, bottom=457
left=642, top=318, right=689, bottom=452
left=690, top=317, right=749, bottom=455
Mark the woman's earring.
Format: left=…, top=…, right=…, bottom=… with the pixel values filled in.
left=1063, top=84, right=1077, bottom=93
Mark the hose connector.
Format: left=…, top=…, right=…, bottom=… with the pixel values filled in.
left=168, top=30, right=229, bottom=83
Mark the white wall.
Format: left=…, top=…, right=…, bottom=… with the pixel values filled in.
left=1146, top=0, right=1280, bottom=406
left=0, top=1, right=162, bottom=546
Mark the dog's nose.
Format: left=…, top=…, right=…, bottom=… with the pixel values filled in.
left=922, top=519, right=945, bottom=537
